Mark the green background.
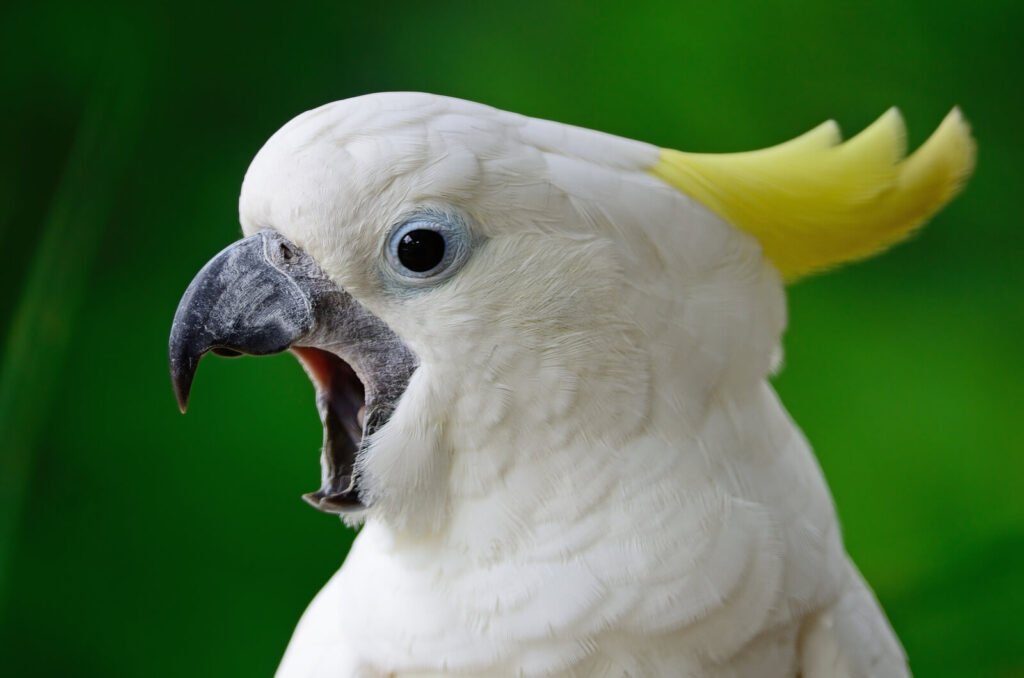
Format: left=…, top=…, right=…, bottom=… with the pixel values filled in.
left=1, top=0, right=1021, bottom=675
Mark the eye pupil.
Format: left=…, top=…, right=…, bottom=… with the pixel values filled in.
left=397, top=229, right=446, bottom=273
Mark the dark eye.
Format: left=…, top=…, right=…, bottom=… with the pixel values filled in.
left=397, top=229, right=446, bottom=272
left=385, top=213, right=471, bottom=283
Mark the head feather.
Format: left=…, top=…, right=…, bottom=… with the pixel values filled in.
left=650, top=108, right=976, bottom=280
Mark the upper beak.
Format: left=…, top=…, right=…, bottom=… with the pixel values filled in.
left=168, top=232, right=314, bottom=413
left=168, top=230, right=417, bottom=515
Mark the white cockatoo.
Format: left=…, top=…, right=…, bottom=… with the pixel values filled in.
left=169, top=93, right=974, bottom=677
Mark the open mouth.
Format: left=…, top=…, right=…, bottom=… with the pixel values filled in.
left=168, top=230, right=419, bottom=515
left=291, top=347, right=367, bottom=512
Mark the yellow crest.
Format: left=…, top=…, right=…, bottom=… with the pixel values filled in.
left=650, top=108, right=975, bottom=280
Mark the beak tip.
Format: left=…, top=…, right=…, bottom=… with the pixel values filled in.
left=302, top=489, right=365, bottom=514
left=169, top=357, right=196, bottom=415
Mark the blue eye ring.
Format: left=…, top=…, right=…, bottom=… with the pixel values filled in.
left=384, top=211, right=471, bottom=283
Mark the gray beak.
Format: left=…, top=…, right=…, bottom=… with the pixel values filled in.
left=169, top=230, right=417, bottom=514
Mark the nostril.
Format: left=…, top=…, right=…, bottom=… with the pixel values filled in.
left=279, top=242, right=294, bottom=261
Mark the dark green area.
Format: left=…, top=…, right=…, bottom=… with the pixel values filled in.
left=1, top=0, right=1020, bottom=675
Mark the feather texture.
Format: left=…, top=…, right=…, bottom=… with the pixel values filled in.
left=226, top=93, right=968, bottom=676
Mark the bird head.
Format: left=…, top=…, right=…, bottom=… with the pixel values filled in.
left=169, top=93, right=973, bottom=533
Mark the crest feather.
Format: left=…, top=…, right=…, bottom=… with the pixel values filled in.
left=650, top=108, right=976, bottom=280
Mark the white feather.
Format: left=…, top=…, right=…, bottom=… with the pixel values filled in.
left=239, top=93, right=909, bottom=677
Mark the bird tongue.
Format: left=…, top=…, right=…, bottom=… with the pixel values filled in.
left=291, top=346, right=366, bottom=513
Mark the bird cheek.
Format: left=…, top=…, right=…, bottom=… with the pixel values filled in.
left=355, top=367, right=453, bottom=532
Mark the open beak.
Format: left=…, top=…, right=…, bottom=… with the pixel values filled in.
left=168, top=230, right=417, bottom=514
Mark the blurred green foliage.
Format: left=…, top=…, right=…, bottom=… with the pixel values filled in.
left=0, top=0, right=1021, bottom=675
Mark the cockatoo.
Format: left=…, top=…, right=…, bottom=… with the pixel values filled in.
left=168, top=93, right=974, bottom=677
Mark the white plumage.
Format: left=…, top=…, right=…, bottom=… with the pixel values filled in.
left=232, top=93, right=971, bottom=677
